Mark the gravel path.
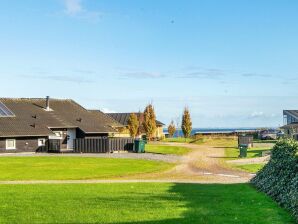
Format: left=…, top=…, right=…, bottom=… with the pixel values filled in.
left=226, top=155, right=270, bottom=165
left=158, top=142, right=254, bottom=183
left=0, top=151, right=181, bottom=163
left=253, top=143, right=275, bottom=148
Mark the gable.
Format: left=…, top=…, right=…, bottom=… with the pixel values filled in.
left=0, top=98, right=117, bottom=137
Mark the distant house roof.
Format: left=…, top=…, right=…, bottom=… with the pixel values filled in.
left=106, top=113, right=165, bottom=127
left=280, top=122, right=298, bottom=129
left=284, top=110, right=298, bottom=119
left=89, top=110, right=124, bottom=128
left=0, top=98, right=117, bottom=137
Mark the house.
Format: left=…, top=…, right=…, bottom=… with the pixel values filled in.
left=281, top=110, right=298, bottom=139
left=104, top=112, right=165, bottom=139
left=0, top=97, right=118, bottom=153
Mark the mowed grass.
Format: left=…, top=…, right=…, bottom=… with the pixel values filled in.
left=225, top=147, right=272, bottom=160
left=224, top=145, right=270, bottom=173
left=162, top=137, right=194, bottom=143
left=236, top=163, right=266, bottom=173
left=182, top=137, right=238, bottom=147
left=0, top=157, right=173, bottom=180
left=145, top=144, right=191, bottom=155
left=162, top=137, right=230, bottom=145
left=0, top=183, right=294, bottom=224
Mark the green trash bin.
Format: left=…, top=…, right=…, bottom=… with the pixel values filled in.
left=134, top=139, right=146, bottom=153
left=239, top=144, right=248, bottom=158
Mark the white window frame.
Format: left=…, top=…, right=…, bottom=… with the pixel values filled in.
left=38, top=138, right=46, bottom=146
left=53, top=131, right=63, bottom=139
left=283, top=115, right=288, bottom=125
left=6, top=139, right=16, bottom=150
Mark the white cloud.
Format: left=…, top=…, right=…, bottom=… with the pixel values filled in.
left=101, top=108, right=117, bottom=113
left=250, top=111, right=264, bottom=118
left=122, top=71, right=165, bottom=79
left=61, top=0, right=102, bottom=21
left=20, top=74, right=93, bottom=83
left=63, top=0, right=82, bottom=15
left=249, top=111, right=279, bottom=119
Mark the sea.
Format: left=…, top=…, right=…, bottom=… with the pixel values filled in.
left=164, top=128, right=264, bottom=137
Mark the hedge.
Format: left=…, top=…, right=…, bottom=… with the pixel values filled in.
left=251, top=139, right=298, bottom=220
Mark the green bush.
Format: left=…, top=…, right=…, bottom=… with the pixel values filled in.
left=251, top=139, right=298, bottom=220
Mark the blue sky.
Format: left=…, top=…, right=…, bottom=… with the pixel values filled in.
left=1, top=0, right=298, bottom=128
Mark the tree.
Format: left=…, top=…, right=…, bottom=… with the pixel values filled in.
left=143, top=104, right=157, bottom=141
left=181, top=107, right=192, bottom=138
left=127, top=113, right=139, bottom=138
left=175, top=116, right=181, bottom=138
left=168, top=120, right=176, bottom=138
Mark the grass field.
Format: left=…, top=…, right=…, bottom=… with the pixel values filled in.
left=198, top=137, right=237, bottom=147
left=145, top=144, right=191, bottom=155
left=162, top=137, right=232, bottom=146
left=236, top=163, right=266, bottom=173
left=0, top=183, right=294, bottom=224
left=0, top=157, right=173, bottom=180
left=162, top=137, right=194, bottom=143
left=225, top=147, right=272, bottom=160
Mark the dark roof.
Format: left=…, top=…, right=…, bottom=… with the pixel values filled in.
left=280, top=122, right=298, bottom=129
left=89, top=110, right=124, bottom=128
left=106, top=113, right=165, bottom=126
left=0, top=98, right=117, bottom=137
left=284, top=110, right=298, bottom=119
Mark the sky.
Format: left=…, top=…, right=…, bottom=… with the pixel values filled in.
left=1, top=0, right=298, bottom=128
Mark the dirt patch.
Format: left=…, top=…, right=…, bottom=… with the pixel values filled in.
left=152, top=142, right=253, bottom=183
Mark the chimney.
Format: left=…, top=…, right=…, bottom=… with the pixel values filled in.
left=46, top=96, right=50, bottom=111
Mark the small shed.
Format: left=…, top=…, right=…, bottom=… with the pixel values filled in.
left=238, top=135, right=253, bottom=148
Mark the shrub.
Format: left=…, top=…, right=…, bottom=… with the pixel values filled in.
left=251, top=139, right=298, bottom=220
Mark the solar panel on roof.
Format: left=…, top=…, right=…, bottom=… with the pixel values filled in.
left=0, top=101, right=15, bottom=117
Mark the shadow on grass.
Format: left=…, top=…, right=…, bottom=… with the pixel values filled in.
left=113, top=183, right=295, bottom=224
left=248, top=150, right=263, bottom=157
left=145, top=152, right=165, bottom=155
left=189, top=139, right=204, bottom=144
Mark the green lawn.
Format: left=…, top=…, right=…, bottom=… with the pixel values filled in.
left=236, top=163, right=266, bottom=173
left=162, top=137, right=228, bottom=145
left=162, top=137, right=194, bottom=143
left=225, top=147, right=272, bottom=160
left=0, top=157, right=173, bottom=180
left=145, top=144, right=191, bottom=155
left=0, top=183, right=294, bottom=224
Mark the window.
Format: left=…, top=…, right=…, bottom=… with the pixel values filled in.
left=6, top=139, right=16, bottom=150
left=53, top=131, right=63, bottom=139
left=283, top=115, right=288, bottom=125
left=38, top=138, right=46, bottom=146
